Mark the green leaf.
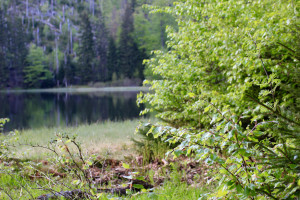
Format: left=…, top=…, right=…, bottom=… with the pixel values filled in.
left=133, top=184, right=145, bottom=189
left=236, top=184, right=243, bottom=193
left=173, top=150, right=184, bottom=158
left=204, top=106, right=211, bottom=113
left=136, top=176, right=146, bottom=181
left=122, top=163, right=130, bottom=169
left=86, top=160, right=93, bottom=166
left=188, top=93, right=196, bottom=98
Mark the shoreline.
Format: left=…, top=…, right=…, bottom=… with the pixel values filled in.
left=0, top=86, right=149, bottom=93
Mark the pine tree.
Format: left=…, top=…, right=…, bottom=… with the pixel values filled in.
left=118, top=0, right=136, bottom=79
left=134, top=45, right=146, bottom=81
left=77, top=12, right=95, bottom=84
left=0, top=7, right=29, bottom=88
left=0, top=9, right=8, bottom=88
left=7, top=13, right=28, bottom=88
left=95, top=9, right=109, bottom=82
left=107, top=36, right=118, bottom=81
left=63, top=54, right=76, bottom=86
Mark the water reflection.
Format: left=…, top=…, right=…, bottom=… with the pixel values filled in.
left=0, top=91, right=143, bottom=131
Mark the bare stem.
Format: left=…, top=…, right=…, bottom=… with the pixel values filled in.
left=0, top=187, right=14, bottom=200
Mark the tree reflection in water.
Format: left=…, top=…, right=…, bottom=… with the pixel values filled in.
left=0, top=91, right=143, bottom=131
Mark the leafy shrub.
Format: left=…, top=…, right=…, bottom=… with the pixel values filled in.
left=139, top=0, right=299, bottom=199
left=0, top=131, right=101, bottom=199
left=0, top=118, right=9, bottom=133
left=0, top=118, right=19, bottom=160
left=133, top=123, right=177, bottom=164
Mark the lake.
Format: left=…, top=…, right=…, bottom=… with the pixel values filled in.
left=0, top=87, right=147, bottom=132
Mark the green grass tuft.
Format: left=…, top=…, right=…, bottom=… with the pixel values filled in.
left=12, top=119, right=144, bottom=159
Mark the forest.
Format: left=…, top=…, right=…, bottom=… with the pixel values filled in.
left=0, top=0, right=299, bottom=199
left=0, top=0, right=174, bottom=88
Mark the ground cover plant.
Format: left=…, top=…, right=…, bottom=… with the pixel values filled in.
left=14, top=119, right=141, bottom=160
left=138, top=0, right=300, bottom=199
left=0, top=118, right=212, bottom=199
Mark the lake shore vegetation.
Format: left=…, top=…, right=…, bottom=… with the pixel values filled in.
left=7, top=119, right=142, bottom=160
left=0, top=86, right=149, bottom=94
left=138, top=0, right=299, bottom=199
left=0, top=0, right=299, bottom=199
left=0, top=118, right=213, bottom=199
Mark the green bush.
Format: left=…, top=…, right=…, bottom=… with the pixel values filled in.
left=138, top=0, right=299, bottom=199
left=133, top=122, right=179, bottom=164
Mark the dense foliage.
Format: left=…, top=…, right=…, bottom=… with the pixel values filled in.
left=0, top=0, right=175, bottom=88
left=138, top=0, right=300, bottom=199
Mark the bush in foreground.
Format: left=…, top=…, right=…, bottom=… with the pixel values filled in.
left=139, top=0, right=299, bottom=199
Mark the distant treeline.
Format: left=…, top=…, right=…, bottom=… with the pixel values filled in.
left=0, top=0, right=175, bottom=88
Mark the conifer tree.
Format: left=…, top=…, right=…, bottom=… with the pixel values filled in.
left=7, top=14, right=28, bottom=87
left=107, top=36, right=118, bottom=81
left=77, top=12, right=95, bottom=84
left=118, top=0, right=138, bottom=79
left=0, top=9, right=8, bottom=88
left=63, top=54, right=76, bottom=86
left=134, top=45, right=146, bottom=80
left=95, top=9, right=109, bottom=82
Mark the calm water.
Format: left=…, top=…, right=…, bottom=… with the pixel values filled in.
left=0, top=90, right=144, bottom=131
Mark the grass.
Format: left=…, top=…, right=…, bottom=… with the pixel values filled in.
left=12, top=119, right=145, bottom=160
left=1, top=119, right=214, bottom=199
left=132, top=182, right=207, bottom=200
left=96, top=180, right=209, bottom=200
left=127, top=167, right=211, bottom=200
left=0, top=169, right=210, bottom=200
left=0, top=119, right=215, bottom=200
left=0, top=173, right=80, bottom=199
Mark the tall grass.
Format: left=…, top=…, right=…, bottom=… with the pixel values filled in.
left=1, top=119, right=214, bottom=199
left=0, top=173, right=76, bottom=199
left=0, top=169, right=210, bottom=200
left=133, top=182, right=206, bottom=200
left=13, top=119, right=143, bottom=159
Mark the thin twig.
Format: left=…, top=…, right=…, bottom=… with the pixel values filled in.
left=220, top=164, right=243, bottom=187
left=35, top=181, right=65, bottom=198
left=5, top=173, right=34, bottom=199
left=0, top=187, right=14, bottom=200
left=249, top=34, right=276, bottom=104
left=256, top=188, right=279, bottom=200
left=16, top=143, right=60, bottom=157
left=249, top=121, right=279, bottom=134
left=62, top=140, right=92, bottom=189
left=276, top=42, right=296, bottom=53
left=246, top=94, right=300, bottom=126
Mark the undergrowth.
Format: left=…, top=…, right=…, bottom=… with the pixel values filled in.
left=0, top=119, right=213, bottom=199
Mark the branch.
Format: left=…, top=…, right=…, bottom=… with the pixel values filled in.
left=246, top=94, right=300, bottom=126
left=61, top=140, right=93, bottom=189
left=256, top=188, right=279, bottom=200
left=276, top=42, right=296, bottom=53
left=249, top=121, right=279, bottom=134
left=249, top=34, right=276, bottom=104
left=0, top=187, right=14, bottom=200
left=16, top=143, right=60, bottom=157
left=5, top=173, right=34, bottom=199
left=220, top=164, right=243, bottom=188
